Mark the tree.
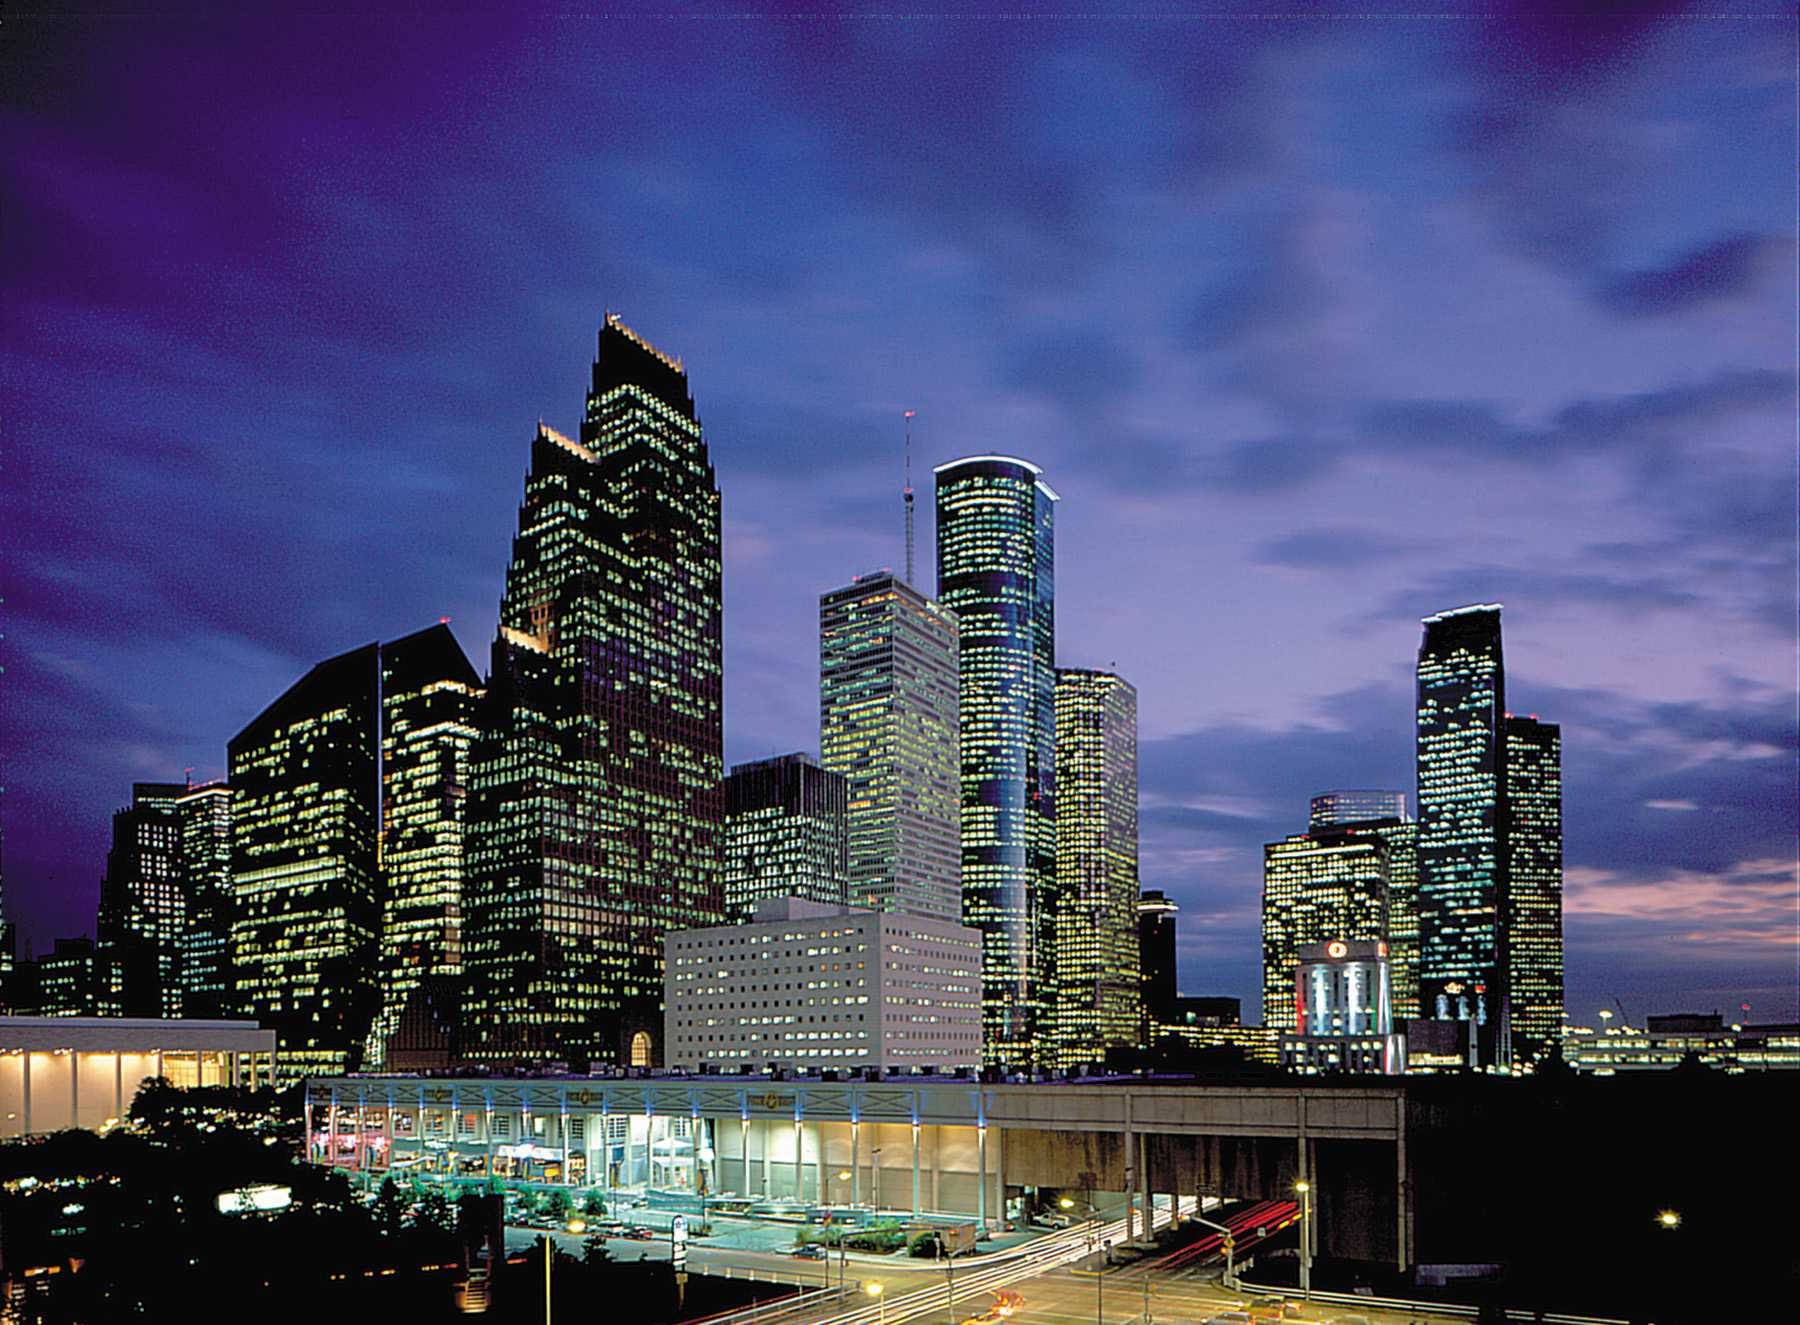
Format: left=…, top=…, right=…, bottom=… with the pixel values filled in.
left=417, top=1186, right=454, bottom=1235
left=582, top=1232, right=613, bottom=1265
left=546, top=1187, right=573, bottom=1221
left=373, top=1176, right=407, bottom=1237
left=582, top=1191, right=608, bottom=1217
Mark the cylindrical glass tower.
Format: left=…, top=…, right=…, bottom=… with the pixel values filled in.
left=934, top=455, right=1057, bottom=1068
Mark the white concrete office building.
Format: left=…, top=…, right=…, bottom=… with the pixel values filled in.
left=664, top=898, right=982, bottom=1072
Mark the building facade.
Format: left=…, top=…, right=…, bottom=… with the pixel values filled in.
left=1261, top=830, right=1390, bottom=1033
left=663, top=898, right=982, bottom=1072
left=464, top=316, right=725, bottom=1069
left=0, top=1017, right=277, bottom=1138
left=1414, top=604, right=1510, bottom=1064
left=175, top=782, right=234, bottom=1020
left=1280, top=940, right=1405, bottom=1075
left=229, top=642, right=382, bottom=1076
left=1503, top=715, right=1563, bottom=1062
left=1310, top=790, right=1408, bottom=830
left=818, top=571, right=961, bottom=922
left=723, top=754, right=849, bottom=920
left=1333, top=818, right=1421, bottom=1022
left=96, top=783, right=189, bottom=1018
left=934, top=455, right=1058, bottom=1069
left=365, top=624, right=483, bottom=1070
left=1051, top=669, right=1140, bottom=1068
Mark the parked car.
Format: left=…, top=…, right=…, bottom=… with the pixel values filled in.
left=1327, top=1316, right=1373, bottom=1325
left=622, top=1226, right=656, bottom=1241
left=791, top=1243, right=827, bottom=1259
left=1203, top=1313, right=1253, bottom=1325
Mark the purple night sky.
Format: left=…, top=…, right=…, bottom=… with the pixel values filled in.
left=4, top=10, right=1796, bottom=1024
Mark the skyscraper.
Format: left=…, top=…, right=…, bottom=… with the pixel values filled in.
left=935, top=455, right=1057, bottom=1068
left=1505, top=714, right=1564, bottom=1061
left=174, top=781, right=234, bottom=1020
left=1051, top=668, right=1140, bottom=1068
left=1335, top=817, right=1422, bottom=1022
left=1261, top=830, right=1390, bottom=1033
left=97, top=782, right=189, bottom=1017
left=1137, top=889, right=1179, bottom=1040
left=230, top=642, right=381, bottom=1076
left=1415, top=603, right=1509, bottom=1063
left=818, top=571, right=961, bottom=921
left=464, top=316, right=724, bottom=1069
left=365, top=624, right=482, bottom=1070
left=1310, top=790, right=1407, bottom=830
left=722, top=753, right=849, bottom=920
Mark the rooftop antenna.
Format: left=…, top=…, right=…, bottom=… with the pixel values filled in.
left=903, top=410, right=916, bottom=584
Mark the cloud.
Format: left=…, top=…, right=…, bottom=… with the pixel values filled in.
left=1253, top=527, right=1431, bottom=571
left=1597, top=231, right=1792, bottom=317
left=1644, top=799, right=1700, bottom=812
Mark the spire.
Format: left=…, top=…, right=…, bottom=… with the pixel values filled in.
left=903, top=410, right=916, bottom=584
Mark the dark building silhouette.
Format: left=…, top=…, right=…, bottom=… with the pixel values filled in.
left=96, top=782, right=188, bottom=1017
left=1137, top=889, right=1179, bottom=1035
left=463, top=316, right=724, bottom=1069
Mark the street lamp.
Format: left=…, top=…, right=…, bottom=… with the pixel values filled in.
left=1294, top=1181, right=1312, bottom=1300
left=1657, top=1210, right=1681, bottom=1230
left=865, top=1280, right=885, bottom=1323
left=870, top=1146, right=882, bottom=1212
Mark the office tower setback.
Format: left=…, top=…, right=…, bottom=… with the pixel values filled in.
left=1310, top=790, right=1408, bottom=830
left=1505, top=715, right=1564, bottom=1061
left=1280, top=940, right=1404, bottom=1075
left=1261, top=830, right=1390, bottom=1033
left=723, top=753, right=849, bottom=920
left=230, top=642, right=381, bottom=1077
left=1051, top=668, right=1140, bottom=1067
left=174, top=781, right=234, bottom=1020
left=365, top=624, right=483, bottom=1070
left=464, top=316, right=725, bottom=1069
left=935, top=455, right=1058, bottom=1068
left=96, top=783, right=188, bottom=1017
left=1414, top=604, right=1509, bottom=1062
left=1137, top=889, right=1179, bottom=1037
left=819, top=571, right=961, bottom=922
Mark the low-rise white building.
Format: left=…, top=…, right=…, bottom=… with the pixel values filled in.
left=1, top=1016, right=278, bottom=1138
left=664, top=898, right=982, bottom=1072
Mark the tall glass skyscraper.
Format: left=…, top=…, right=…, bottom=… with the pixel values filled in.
left=1261, top=830, right=1390, bottom=1032
left=365, top=623, right=483, bottom=1070
left=934, top=455, right=1057, bottom=1068
left=1505, top=714, right=1564, bottom=1062
left=1051, top=668, right=1140, bottom=1068
left=230, top=642, right=382, bottom=1077
left=723, top=753, right=848, bottom=921
left=1415, top=603, right=1509, bottom=1063
left=464, top=316, right=724, bottom=1069
left=818, top=571, right=961, bottom=922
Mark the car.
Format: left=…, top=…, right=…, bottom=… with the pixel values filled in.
left=1247, top=1297, right=1304, bottom=1320
left=1327, top=1316, right=1373, bottom=1325
left=1203, top=1313, right=1254, bottom=1325
left=791, top=1243, right=827, bottom=1259
left=622, top=1226, right=656, bottom=1241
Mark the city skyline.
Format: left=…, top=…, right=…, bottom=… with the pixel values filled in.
left=4, top=13, right=1794, bottom=1026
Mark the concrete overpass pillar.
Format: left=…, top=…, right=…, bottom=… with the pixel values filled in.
left=762, top=1119, right=774, bottom=1195
left=850, top=1120, right=860, bottom=1206
left=1139, top=1131, right=1151, bottom=1240
left=912, top=1122, right=921, bottom=1217
left=794, top=1118, right=804, bottom=1201
left=1123, top=1091, right=1136, bottom=1242
left=1395, top=1094, right=1410, bottom=1270
left=977, top=1124, right=988, bottom=1231
left=993, top=1124, right=1005, bottom=1229
left=930, top=1125, right=941, bottom=1212
left=740, top=1117, right=750, bottom=1196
